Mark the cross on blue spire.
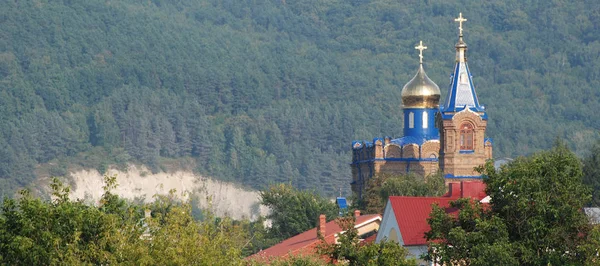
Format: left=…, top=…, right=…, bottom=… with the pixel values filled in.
left=441, top=13, right=486, bottom=117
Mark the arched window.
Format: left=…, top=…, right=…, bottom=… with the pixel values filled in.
left=422, top=112, right=428, bottom=128
left=389, top=228, right=399, bottom=243
left=460, top=123, right=474, bottom=150
left=408, top=112, right=414, bottom=128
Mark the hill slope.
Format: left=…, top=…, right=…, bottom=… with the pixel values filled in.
left=1, top=0, right=599, bottom=197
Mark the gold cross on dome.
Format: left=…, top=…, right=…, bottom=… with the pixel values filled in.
left=455, top=12, right=467, bottom=36
left=415, top=40, right=427, bottom=64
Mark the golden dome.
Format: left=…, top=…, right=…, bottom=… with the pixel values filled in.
left=401, top=64, right=441, bottom=108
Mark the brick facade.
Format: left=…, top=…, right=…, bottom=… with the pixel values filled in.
left=351, top=139, right=441, bottom=197
left=351, top=22, right=493, bottom=196
left=438, top=108, right=492, bottom=183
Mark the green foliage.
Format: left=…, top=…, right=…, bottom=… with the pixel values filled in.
left=260, top=184, right=338, bottom=241
left=141, top=201, right=246, bottom=265
left=583, top=140, right=600, bottom=206
left=426, top=144, right=596, bottom=265
left=425, top=198, right=517, bottom=265
left=317, top=215, right=416, bottom=266
left=357, top=172, right=446, bottom=214
left=246, top=254, right=327, bottom=266
left=1, top=0, right=600, bottom=199
left=0, top=178, right=130, bottom=264
left=242, top=216, right=281, bottom=257
left=578, top=225, right=600, bottom=266
left=0, top=175, right=248, bottom=265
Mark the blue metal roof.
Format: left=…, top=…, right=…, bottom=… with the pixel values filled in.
left=336, top=197, right=348, bottom=209
left=444, top=174, right=484, bottom=179
left=439, top=105, right=488, bottom=120
left=352, top=138, right=385, bottom=150
left=441, top=34, right=487, bottom=118
left=442, top=62, right=483, bottom=111
left=352, top=135, right=440, bottom=151
left=389, top=135, right=439, bottom=146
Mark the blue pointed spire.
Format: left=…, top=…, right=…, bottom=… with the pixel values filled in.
left=441, top=13, right=486, bottom=116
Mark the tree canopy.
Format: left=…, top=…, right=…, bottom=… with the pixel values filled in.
left=1, top=0, right=600, bottom=198
left=318, top=215, right=416, bottom=266
left=0, top=176, right=248, bottom=265
left=260, top=184, right=339, bottom=241
left=356, top=172, right=446, bottom=214
left=582, top=141, right=600, bottom=207
left=425, top=144, right=599, bottom=265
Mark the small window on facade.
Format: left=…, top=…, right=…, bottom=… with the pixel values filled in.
left=422, top=112, right=428, bottom=128
left=460, top=123, right=474, bottom=150
left=409, top=112, right=414, bottom=128
left=389, top=228, right=399, bottom=243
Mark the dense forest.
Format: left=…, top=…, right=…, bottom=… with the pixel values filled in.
left=1, top=0, right=599, bottom=198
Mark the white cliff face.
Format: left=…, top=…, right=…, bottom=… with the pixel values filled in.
left=65, top=165, right=269, bottom=221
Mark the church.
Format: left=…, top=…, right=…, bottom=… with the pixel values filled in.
left=351, top=13, right=493, bottom=198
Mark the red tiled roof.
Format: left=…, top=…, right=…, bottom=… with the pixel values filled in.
left=389, top=196, right=455, bottom=246
left=389, top=181, right=487, bottom=246
left=248, top=214, right=381, bottom=261
left=362, top=233, right=378, bottom=244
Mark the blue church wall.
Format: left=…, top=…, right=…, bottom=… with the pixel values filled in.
left=403, top=108, right=439, bottom=137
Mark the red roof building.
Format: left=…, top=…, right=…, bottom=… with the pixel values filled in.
left=248, top=211, right=381, bottom=263
left=375, top=181, right=487, bottom=266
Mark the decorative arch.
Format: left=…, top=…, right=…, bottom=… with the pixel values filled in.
left=402, top=144, right=419, bottom=159
left=421, top=140, right=440, bottom=160
left=385, top=145, right=401, bottom=158
left=459, top=122, right=474, bottom=150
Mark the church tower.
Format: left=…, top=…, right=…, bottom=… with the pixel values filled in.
left=350, top=41, right=441, bottom=198
left=401, top=41, right=441, bottom=140
left=437, top=13, right=493, bottom=182
left=351, top=13, right=495, bottom=198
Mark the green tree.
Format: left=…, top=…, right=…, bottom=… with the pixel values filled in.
left=246, top=254, right=327, bottom=266
left=0, top=175, right=250, bottom=265
left=260, top=184, right=338, bottom=241
left=2, top=0, right=600, bottom=201
left=140, top=197, right=246, bottom=265
left=425, top=198, right=517, bottom=265
left=583, top=140, right=600, bottom=207
left=317, top=215, right=416, bottom=266
left=357, top=172, right=446, bottom=214
left=425, top=144, right=595, bottom=265
left=0, top=178, right=130, bottom=265
left=578, top=225, right=600, bottom=266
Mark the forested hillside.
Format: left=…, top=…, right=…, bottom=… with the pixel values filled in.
left=1, top=0, right=599, bottom=198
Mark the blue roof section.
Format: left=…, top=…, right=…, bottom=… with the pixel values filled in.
left=351, top=137, right=386, bottom=150
left=352, top=135, right=440, bottom=150
left=443, top=62, right=482, bottom=111
left=352, top=140, right=373, bottom=149
left=336, top=197, right=348, bottom=209
left=444, top=174, right=484, bottom=179
left=390, top=135, right=439, bottom=146
left=350, top=157, right=439, bottom=165
left=439, top=106, right=488, bottom=120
